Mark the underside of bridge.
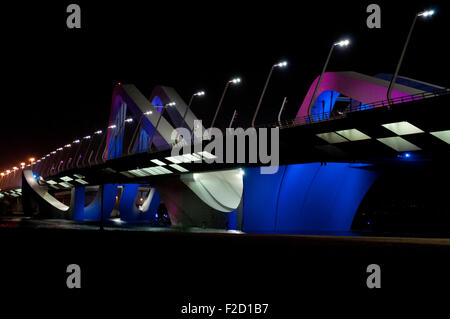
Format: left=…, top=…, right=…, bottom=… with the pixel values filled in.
left=16, top=162, right=381, bottom=233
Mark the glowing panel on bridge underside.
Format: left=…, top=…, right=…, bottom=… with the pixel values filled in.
left=316, top=132, right=349, bottom=144
left=335, top=129, right=371, bottom=141
left=430, top=130, right=450, bottom=144
left=141, top=167, right=162, bottom=175
left=381, top=121, right=424, bottom=135
left=166, top=154, right=202, bottom=164
left=377, top=137, right=421, bottom=152
left=128, top=166, right=173, bottom=177
left=170, top=164, right=189, bottom=172
left=46, top=180, right=58, bottom=185
left=151, top=159, right=166, bottom=166
left=58, top=182, right=73, bottom=188
left=60, top=176, right=73, bottom=182
left=75, top=178, right=89, bottom=185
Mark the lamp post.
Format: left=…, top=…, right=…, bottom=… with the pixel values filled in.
left=148, top=102, right=176, bottom=150
left=308, top=39, right=350, bottom=112
left=251, top=61, right=287, bottom=127
left=210, top=77, right=240, bottom=129
left=228, top=109, right=238, bottom=128
left=387, top=9, right=435, bottom=103
left=182, top=90, right=205, bottom=130
left=277, top=96, right=288, bottom=126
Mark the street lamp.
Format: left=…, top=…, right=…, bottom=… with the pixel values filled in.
left=210, top=77, right=240, bottom=129
left=308, top=39, right=350, bottom=112
left=251, top=60, right=288, bottom=127
left=387, top=9, right=435, bottom=103
left=182, top=90, right=205, bottom=130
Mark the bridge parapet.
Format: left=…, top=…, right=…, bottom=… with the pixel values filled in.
left=259, top=88, right=449, bottom=129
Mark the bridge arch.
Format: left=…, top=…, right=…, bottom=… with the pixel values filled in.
left=296, top=71, right=427, bottom=121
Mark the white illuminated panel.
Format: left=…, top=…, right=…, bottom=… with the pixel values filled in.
left=142, top=167, right=158, bottom=175
left=75, top=179, right=89, bottom=185
left=153, top=166, right=172, bottom=174
left=198, top=151, right=217, bottom=159
left=60, top=176, right=73, bottom=182
left=151, top=159, right=166, bottom=166
left=377, top=137, right=421, bottom=152
left=381, top=121, right=424, bottom=135
left=430, top=130, right=450, bottom=144
left=170, top=164, right=189, bottom=172
left=73, top=174, right=85, bottom=179
left=46, top=180, right=58, bottom=185
left=128, top=169, right=150, bottom=177
left=316, top=132, right=349, bottom=144
left=59, top=182, right=73, bottom=188
left=165, top=156, right=182, bottom=164
left=145, top=167, right=162, bottom=175
left=181, top=154, right=200, bottom=162
left=335, top=129, right=371, bottom=141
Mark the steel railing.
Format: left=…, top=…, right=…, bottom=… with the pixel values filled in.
left=258, top=88, right=450, bottom=129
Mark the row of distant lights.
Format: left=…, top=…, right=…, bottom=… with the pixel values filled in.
left=1, top=157, right=36, bottom=177
left=2, top=102, right=184, bottom=174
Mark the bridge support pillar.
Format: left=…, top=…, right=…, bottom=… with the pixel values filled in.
left=242, top=163, right=380, bottom=234
left=72, top=184, right=119, bottom=222
left=118, top=184, right=161, bottom=222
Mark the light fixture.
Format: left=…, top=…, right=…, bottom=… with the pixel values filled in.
left=418, top=10, right=435, bottom=17
left=274, top=61, right=288, bottom=68
left=334, top=39, right=350, bottom=47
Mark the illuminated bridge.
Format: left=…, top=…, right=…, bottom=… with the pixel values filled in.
left=1, top=71, right=449, bottom=233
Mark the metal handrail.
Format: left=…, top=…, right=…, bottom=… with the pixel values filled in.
left=259, top=88, right=450, bottom=129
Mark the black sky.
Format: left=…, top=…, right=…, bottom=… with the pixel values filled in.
left=0, top=0, right=448, bottom=170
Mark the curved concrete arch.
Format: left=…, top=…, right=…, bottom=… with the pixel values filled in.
left=149, top=85, right=206, bottom=132
left=22, top=170, right=74, bottom=219
left=180, top=169, right=243, bottom=213
left=104, top=84, right=179, bottom=156
left=296, top=71, right=426, bottom=119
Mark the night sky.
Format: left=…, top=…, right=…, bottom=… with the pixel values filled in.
left=1, top=0, right=448, bottom=171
